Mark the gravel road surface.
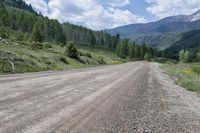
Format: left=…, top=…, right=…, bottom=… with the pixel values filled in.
left=0, top=62, right=200, bottom=133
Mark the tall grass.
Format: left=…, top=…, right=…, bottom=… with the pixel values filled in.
left=162, top=63, right=200, bottom=93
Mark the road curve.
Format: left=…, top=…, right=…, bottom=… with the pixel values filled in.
left=0, top=62, right=200, bottom=133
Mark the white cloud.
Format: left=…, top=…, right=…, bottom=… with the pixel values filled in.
left=24, top=0, right=49, bottom=16
left=96, top=0, right=130, bottom=7
left=24, top=0, right=145, bottom=30
left=145, top=0, right=200, bottom=19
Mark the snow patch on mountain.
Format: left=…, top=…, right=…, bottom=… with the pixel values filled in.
left=160, top=9, right=200, bottom=23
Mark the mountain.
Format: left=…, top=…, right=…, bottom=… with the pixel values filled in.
left=106, top=9, right=200, bottom=50
left=159, top=10, right=200, bottom=23
left=166, top=30, right=200, bottom=52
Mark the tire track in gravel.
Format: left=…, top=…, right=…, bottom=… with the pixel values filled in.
left=1, top=62, right=200, bottom=133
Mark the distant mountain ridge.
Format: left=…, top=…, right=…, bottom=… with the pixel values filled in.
left=107, top=9, right=200, bottom=36
left=106, top=9, right=200, bottom=51
left=159, top=10, right=200, bottom=23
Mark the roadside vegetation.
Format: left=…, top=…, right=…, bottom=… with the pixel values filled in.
left=0, top=40, right=120, bottom=74
left=162, top=49, right=200, bottom=93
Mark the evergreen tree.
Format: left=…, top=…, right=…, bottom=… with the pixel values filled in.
left=128, top=43, right=135, bottom=58
left=116, top=42, right=123, bottom=59
left=32, top=23, right=43, bottom=47
left=144, top=53, right=151, bottom=61
left=179, top=50, right=185, bottom=62
left=0, top=1, right=9, bottom=27
left=140, top=44, right=147, bottom=59
left=179, top=50, right=190, bottom=63
left=66, top=42, right=78, bottom=59
left=184, top=51, right=190, bottom=63
left=0, top=27, right=10, bottom=39
left=196, top=50, right=200, bottom=62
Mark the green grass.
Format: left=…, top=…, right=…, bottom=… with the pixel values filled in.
left=162, top=63, right=200, bottom=93
left=0, top=40, right=121, bottom=74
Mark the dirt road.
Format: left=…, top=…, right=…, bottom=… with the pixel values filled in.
left=0, top=62, right=200, bottom=133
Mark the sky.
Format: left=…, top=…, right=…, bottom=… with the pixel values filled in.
left=24, top=0, right=200, bottom=30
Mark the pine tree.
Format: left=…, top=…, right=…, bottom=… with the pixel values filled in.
left=179, top=50, right=190, bottom=63
left=196, top=49, right=200, bottom=62
left=128, top=44, right=135, bottom=58
left=144, top=53, right=151, bottom=61
left=66, top=42, right=78, bottom=59
left=32, top=23, right=43, bottom=47
left=0, top=1, right=9, bottom=27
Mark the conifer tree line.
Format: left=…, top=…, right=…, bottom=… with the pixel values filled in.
left=0, top=0, right=163, bottom=61
left=3, top=0, right=36, bottom=14
left=0, top=0, right=120, bottom=50
left=178, top=49, right=200, bottom=63
left=116, top=39, right=160, bottom=60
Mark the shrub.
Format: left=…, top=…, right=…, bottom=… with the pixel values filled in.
left=179, top=50, right=190, bottom=63
left=66, top=42, right=79, bottom=59
left=44, top=43, right=52, bottom=49
left=0, top=27, right=10, bottom=39
left=179, top=50, right=184, bottom=61
left=85, top=52, right=92, bottom=58
left=61, top=44, right=66, bottom=47
left=97, top=56, right=105, bottom=64
left=144, top=53, right=151, bottom=61
left=0, top=59, right=12, bottom=73
left=192, top=65, right=200, bottom=75
left=165, top=59, right=178, bottom=65
left=165, top=60, right=175, bottom=65
left=60, top=57, right=68, bottom=64
left=78, top=51, right=84, bottom=56
left=34, top=43, right=43, bottom=49
left=196, top=51, right=200, bottom=62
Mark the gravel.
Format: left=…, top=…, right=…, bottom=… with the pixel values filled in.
left=0, top=62, right=199, bottom=133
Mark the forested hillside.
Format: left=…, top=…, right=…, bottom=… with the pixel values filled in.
left=166, top=30, right=200, bottom=52
left=0, top=0, right=120, bottom=50
left=2, top=0, right=36, bottom=14
left=0, top=0, right=164, bottom=74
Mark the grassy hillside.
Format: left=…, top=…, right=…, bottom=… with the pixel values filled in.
left=0, top=40, right=121, bottom=74
left=128, top=30, right=200, bottom=52
left=167, top=30, right=200, bottom=52
left=129, top=33, right=182, bottom=49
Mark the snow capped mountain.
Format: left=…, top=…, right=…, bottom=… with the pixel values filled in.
left=159, top=15, right=189, bottom=23
left=160, top=9, right=200, bottom=23
left=190, top=10, right=200, bottom=22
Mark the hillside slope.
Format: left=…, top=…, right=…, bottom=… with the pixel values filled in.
left=0, top=40, right=120, bottom=74
left=0, top=0, right=122, bottom=74
left=166, top=30, right=200, bottom=52
left=0, top=0, right=119, bottom=50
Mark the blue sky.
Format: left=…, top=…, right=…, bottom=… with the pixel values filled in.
left=24, top=0, right=200, bottom=30
left=124, top=0, right=156, bottom=22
